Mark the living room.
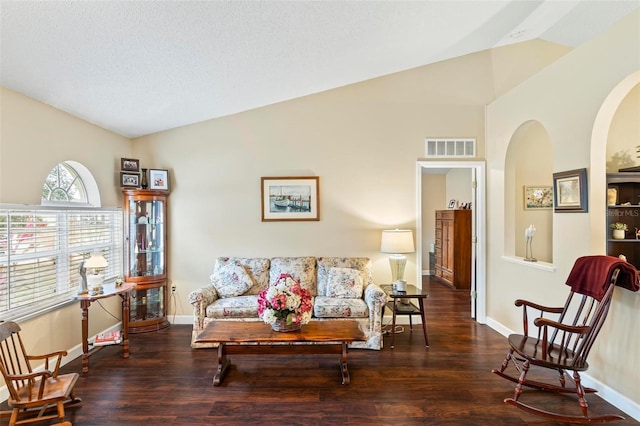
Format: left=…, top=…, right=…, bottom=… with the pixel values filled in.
left=1, top=2, right=639, bottom=424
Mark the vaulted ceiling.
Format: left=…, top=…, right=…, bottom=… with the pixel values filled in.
left=1, top=1, right=638, bottom=138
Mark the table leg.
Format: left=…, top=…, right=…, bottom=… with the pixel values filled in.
left=391, top=299, right=397, bottom=349
left=80, top=300, right=90, bottom=373
left=340, top=342, right=350, bottom=385
left=418, top=298, right=429, bottom=348
left=120, top=293, right=130, bottom=359
left=213, top=343, right=230, bottom=386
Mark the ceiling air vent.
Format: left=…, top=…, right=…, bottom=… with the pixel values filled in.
left=425, top=138, right=476, bottom=158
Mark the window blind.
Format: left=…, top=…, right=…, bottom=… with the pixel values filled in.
left=0, top=206, right=123, bottom=321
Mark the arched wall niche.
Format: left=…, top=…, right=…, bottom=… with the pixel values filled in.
left=606, top=83, right=640, bottom=173
left=588, top=71, right=640, bottom=409
left=590, top=71, right=640, bottom=256
left=504, top=120, right=553, bottom=262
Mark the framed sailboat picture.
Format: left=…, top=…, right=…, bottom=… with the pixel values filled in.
left=261, top=176, right=320, bottom=222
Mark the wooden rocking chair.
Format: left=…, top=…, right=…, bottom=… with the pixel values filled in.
left=492, top=255, right=639, bottom=423
left=0, top=321, right=82, bottom=426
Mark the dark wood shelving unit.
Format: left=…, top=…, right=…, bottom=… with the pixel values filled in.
left=606, top=172, right=640, bottom=270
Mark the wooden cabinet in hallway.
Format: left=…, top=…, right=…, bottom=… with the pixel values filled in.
left=434, top=209, right=471, bottom=289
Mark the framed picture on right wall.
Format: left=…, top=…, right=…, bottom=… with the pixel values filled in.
left=553, top=168, right=588, bottom=213
left=149, top=169, right=170, bottom=191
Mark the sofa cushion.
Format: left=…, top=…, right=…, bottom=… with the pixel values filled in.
left=206, top=295, right=259, bottom=319
left=317, top=257, right=373, bottom=296
left=313, top=296, right=369, bottom=318
left=213, top=257, right=270, bottom=295
left=211, top=262, right=254, bottom=298
left=326, top=267, right=364, bottom=298
left=269, top=257, right=317, bottom=295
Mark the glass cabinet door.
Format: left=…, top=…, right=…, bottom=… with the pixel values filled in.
left=130, top=284, right=165, bottom=323
left=128, top=198, right=165, bottom=278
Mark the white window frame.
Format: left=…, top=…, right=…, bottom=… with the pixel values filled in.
left=0, top=205, right=123, bottom=321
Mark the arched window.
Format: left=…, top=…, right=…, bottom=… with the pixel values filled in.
left=42, top=162, right=87, bottom=203
left=41, top=161, right=101, bottom=207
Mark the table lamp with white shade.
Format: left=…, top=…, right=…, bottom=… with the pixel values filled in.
left=380, top=229, right=415, bottom=291
left=83, top=252, right=108, bottom=295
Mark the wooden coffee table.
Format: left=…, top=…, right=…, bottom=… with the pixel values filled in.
left=195, top=320, right=366, bottom=385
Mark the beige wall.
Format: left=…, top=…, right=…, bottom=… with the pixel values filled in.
left=0, top=87, right=132, bottom=373
left=133, top=41, right=565, bottom=303
left=486, top=9, right=640, bottom=407
left=446, top=168, right=472, bottom=207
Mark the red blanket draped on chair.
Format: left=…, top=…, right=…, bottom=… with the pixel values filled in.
left=566, top=255, right=639, bottom=301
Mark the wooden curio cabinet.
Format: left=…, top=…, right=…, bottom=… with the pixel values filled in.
left=123, top=189, right=170, bottom=333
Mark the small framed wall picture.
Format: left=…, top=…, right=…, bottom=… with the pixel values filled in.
left=149, top=169, right=170, bottom=191
left=261, top=176, right=320, bottom=221
left=524, top=186, right=553, bottom=210
left=448, top=199, right=457, bottom=209
left=121, top=158, right=140, bottom=172
left=120, top=172, right=140, bottom=188
left=553, top=168, right=588, bottom=213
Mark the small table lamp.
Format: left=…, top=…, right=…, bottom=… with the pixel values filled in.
left=381, top=229, right=415, bottom=291
left=83, top=252, right=108, bottom=295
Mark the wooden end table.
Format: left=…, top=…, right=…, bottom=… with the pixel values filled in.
left=72, top=282, right=136, bottom=373
left=382, top=284, right=429, bottom=349
left=195, top=320, right=366, bottom=385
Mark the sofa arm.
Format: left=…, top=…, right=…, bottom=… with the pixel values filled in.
left=363, top=282, right=387, bottom=331
left=188, top=286, right=219, bottom=330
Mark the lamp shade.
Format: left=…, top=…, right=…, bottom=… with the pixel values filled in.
left=380, top=229, right=415, bottom=254
left=84, top=252, right=108, bottom=269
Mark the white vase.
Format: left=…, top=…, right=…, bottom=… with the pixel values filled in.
left=613, top=229, right=625, bottom=240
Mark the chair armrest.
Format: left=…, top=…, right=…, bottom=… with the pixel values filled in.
left=534, top=317, right=590, bottom=335
left=26, top=350, right=67, bottom=377
left=533, top=317, right=590, bottom=360
left=514, top=299, right=564, bottom=314
left=363, top=283, right=387, bottom=330
left=7, top=370, right=53, bottom=382
left=6, top=370, right=53, bottom=400
left=515, top=299, right=564, bottom=337
left=188, top=286, right=219, bottom=329
left=364, top=282, right=387, bottom=305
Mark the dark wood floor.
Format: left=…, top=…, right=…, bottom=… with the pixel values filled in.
left=5, top=277, right=638, bottom=425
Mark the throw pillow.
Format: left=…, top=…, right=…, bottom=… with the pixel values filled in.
left=211, top=262, right=254, bottom=298
left=326, top=267, right=364, bottom=298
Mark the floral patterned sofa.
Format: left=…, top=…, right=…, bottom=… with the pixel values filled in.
left=188, top=256, right=387, bottom=350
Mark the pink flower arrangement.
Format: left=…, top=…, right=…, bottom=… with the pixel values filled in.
left=258, top=273, right=313, bottom=326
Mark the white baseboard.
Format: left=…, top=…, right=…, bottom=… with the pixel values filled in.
left=485, top=316, right=640, bottom=422
left=167, top=314, right=192, bottom=325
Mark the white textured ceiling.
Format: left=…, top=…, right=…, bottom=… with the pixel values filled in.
left=1, top=1, right=638, bottom=138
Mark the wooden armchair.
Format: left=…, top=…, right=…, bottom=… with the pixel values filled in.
left=0, top=321, right=81, bottom=426
left=492, top=255, right=639, bottom=423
